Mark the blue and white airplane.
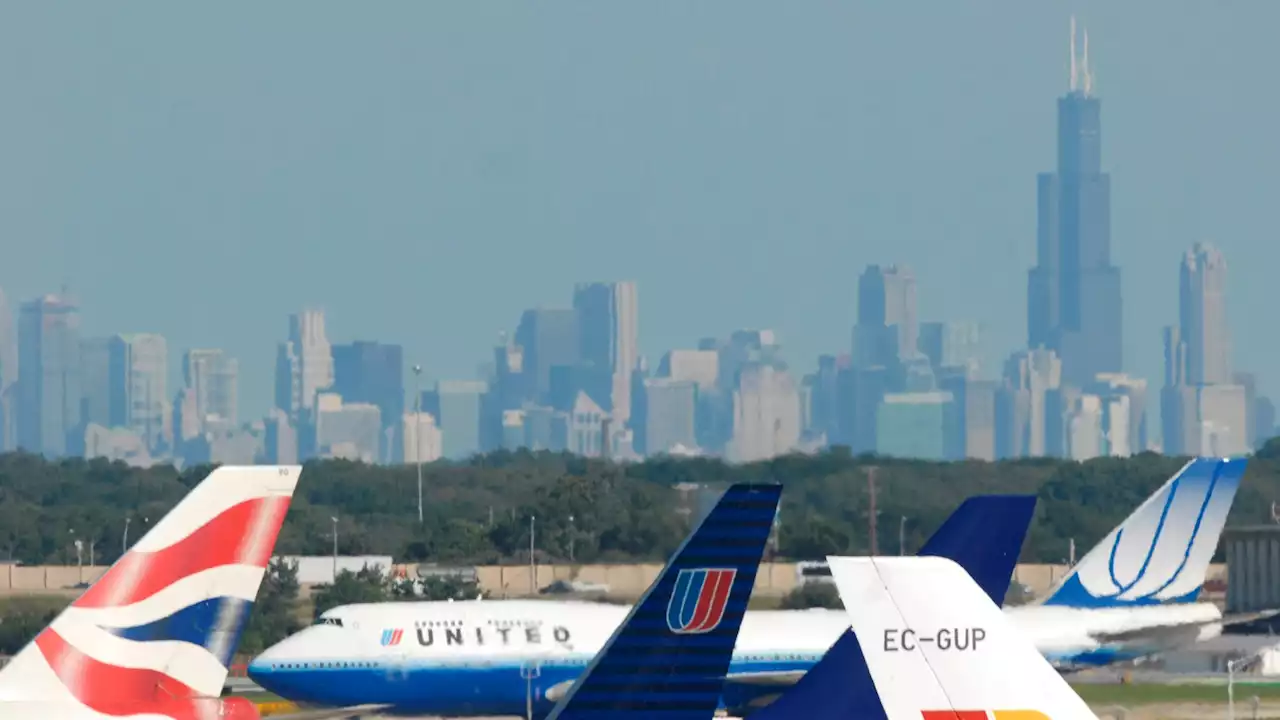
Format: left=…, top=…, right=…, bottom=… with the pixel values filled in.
left=250, top=456, right=1256, bottom=716
left=249, top=489, right=1034, bottom=717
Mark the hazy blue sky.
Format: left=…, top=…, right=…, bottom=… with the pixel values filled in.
left=1, top=2, right=1277, bottom=417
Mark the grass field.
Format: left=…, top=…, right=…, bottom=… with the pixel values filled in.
left=1072, top=682, right=1280, bottom=705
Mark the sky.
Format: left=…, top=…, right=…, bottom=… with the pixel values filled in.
left=0, top=2, right=1277, bottom=418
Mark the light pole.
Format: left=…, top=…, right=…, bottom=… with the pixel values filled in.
left=568, top=514, right=575, bottom=563
left=122, top=517, right=131, bottom=556
left=529, top=515, right=536, bottom=594
left=413, top=364, right=424, bottom=525
left=330, top=516, right=339, bottom=580
left=899, top=516, right=907, bottom=556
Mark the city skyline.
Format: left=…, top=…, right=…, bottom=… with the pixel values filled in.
left=0, top=5, right=1274, bottom=421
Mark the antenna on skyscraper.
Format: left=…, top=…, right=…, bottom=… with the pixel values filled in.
left=1082, top=25, right=1094, bottom=95
left=1069, top=15, right=1078, bottom=92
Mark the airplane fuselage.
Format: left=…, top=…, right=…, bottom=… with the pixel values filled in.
left=249, top=598, right=1224, bottom=716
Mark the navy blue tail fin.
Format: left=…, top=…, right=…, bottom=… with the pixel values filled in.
left=545, top=483, right=782, bottom=720
left=748, top=494, right=1037, bottom=720
left=918, top=494, right=1038, bottom=605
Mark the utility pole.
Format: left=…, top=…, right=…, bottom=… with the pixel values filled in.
left=413, top=364, right=424, bottom=524
left=899, top=515, right=907, bottom=556
left=122, top=517, right=131, bottom=556
left=866, top=466, right=878, bottom=556
left=529, top=515, right=537, bottom=594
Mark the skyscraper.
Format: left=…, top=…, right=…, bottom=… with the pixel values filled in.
left=109, top=334, right=169, bottom=451
left=1162, top=243, right=1247, bottom=455
left=514, top=308, right=578, bottom=403
left=573, top=281, right=639, bottom=425
left=17, top=294, right=81, bottom=457
left=1178, top=243, right=1230, bottom=385
left=183, top=348, right=240, bottom=433
left=275, top=309, right=334, bottom=420
left=1027, top=19, right=1122, bottom=387
left=853, top=265, right=918, bottom=370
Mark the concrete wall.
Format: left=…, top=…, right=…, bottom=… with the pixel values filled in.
left=0, top=564, right=107, bottom=592
left=0, top=560, right=1227, bottom=602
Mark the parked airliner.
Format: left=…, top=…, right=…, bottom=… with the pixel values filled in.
left=250, top=456, right=1254, bottom=717
left=249, top=490, right=1033, bottom=717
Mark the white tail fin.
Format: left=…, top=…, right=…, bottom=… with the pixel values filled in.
left=0, top=465, right=301, bottom=710
left=827, top=555, right=1098, bottom=720
left=1042, top=456, right=1246, bottom=608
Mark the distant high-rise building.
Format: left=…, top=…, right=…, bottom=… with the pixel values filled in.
left=263, top=409, right=298, bottom=465
left=314, top=392, right=380, bottom=463
left=108, top=334, right=169, bottom=451
left=0, top=288, right=14, bottom=451
left=919, top=321, right=982, bottom=377
left=332, top=341, right=403, bottom=458
left=79, top=337, right=112, bottom=427
left=402, top=411, right=442, bottom=464
left=635, top=378, right=698, bottom=456
left=184, top=348, right=239, bottom=433
left=574, top=281, right=639, bottom=425
left=1026, top=20, right=1122, bottom=387
left=853, top=265, right=918, bottom=370
left=1161, top=244, right=1247, bottom=455
left=995, top=348, right=1062, bottom=458
left=425, top=380, right=488, bottom=460
left=726, top=364, right=801, bottom=463
left=17, top=294, right=82, bottom=457
left=290, top=309, right=334, bottom=414
left=876, top=391, right=952, bottom=460
left=514, top=308, right=578, bottom=403
left=1180, top=244, right=1231, bottom=385
left=274, top=342, right=301, bottom=419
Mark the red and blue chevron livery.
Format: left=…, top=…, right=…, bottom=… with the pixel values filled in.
left=0, top=465, right=302, bottom=720
left=666, top=568, right=737, bottom=634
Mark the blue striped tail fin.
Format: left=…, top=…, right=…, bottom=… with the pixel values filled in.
left=545, top=483, right=782, bottom=720
left=747, top=494, right=1036, bottom=720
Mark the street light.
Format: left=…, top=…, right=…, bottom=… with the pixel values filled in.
left=899, top=516, right=907, bottom=556
left=413, top=364, right=424, bottom=525
left=122, top=517, right=131, bottom=556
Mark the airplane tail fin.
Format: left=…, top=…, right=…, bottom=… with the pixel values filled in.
left=1042, top=456, right=1246, bottom=609
left=0, top=465, right=301, bottom=709
left=546, top=483, right=782, bottom=720
left=828, top=555, right=1097, bottom=720
left=749, top=495, right=1036, bottom=720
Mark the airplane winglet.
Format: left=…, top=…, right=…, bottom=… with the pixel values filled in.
left=828, top=555, right=1097, bottom=720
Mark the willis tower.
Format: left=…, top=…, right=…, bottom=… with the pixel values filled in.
left=1027, top=18, right=1122, bottom=388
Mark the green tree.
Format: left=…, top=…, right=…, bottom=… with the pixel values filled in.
left=0, top=597, right=67, bottom=654
left=779, top=582, right=841, bottom=610
left=311, top=567, right=391, bottom=619
left=238, top=559, right=302, bottom=655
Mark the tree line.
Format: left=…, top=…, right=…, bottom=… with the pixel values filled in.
left=2, top=443, right=1280, bottom=570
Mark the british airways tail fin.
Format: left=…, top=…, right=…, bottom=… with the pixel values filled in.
left=749, top=495, right=1036, bottom=720
left=545, top=483, right=782, bottom=720
left=0, top=465, right=301, bottom=708
left=1042, top=456, right=1246, bottom=609
left=829, top=555, right=1097, bottom=720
